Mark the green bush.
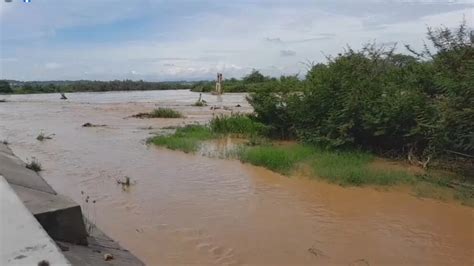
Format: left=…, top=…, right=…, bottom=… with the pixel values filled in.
left=248, top=21, right=473, bottom=163
left=209, top=114, right=268, bottom=136
left=151, top=108, right=183, bottom=118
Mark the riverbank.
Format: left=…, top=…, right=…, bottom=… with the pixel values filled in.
left=150, top=116, right=474, bottom=207
left=1, top=91, right=473, bottom=265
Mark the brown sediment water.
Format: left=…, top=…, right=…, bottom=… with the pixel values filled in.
left=1, top=91, right=473, bottom=265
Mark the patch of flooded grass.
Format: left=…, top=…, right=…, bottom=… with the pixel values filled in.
left=310, top=151, right=415, bottom=186
left=151, top=115, right=267, bottom=153
left=210, top=114, right=268, bottom=137
left=134, top=108, right=184, bottom=118
left=237, top=145, right=314, bottom=174
left=148, top=116, right=472, bottom=206
left=151, top=108, right=184, bottom=118
left=413, top=181, right=474, bottom=207
left=25, top=158, right=42, bottom=172
left=150, top=125, right=213, bottom=153
left=237, top=145, right=416, bottom=186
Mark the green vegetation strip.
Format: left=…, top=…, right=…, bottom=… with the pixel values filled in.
left=237, top=145, right=415, bottom=186
left=149, top=111, right=472, bottom=206
left=150, top=125, right=213, bottom=153
left=151, top=115, right=417, bottom=186
left=150, top=115, right=267, bottom=152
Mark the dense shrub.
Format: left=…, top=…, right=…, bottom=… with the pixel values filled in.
left=248, top=21, right=473, bottom=161
left=210, top=114, right=268, bottom=136
left=246, top=75, right=302, bottom=139
left=150, top=108, right=183, bottom=118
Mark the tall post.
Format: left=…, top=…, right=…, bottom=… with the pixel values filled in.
left=215, top=73, right=223, bottom=95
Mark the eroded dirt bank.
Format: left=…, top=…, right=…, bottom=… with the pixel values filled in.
left=1, top=91, right=473, bottom=265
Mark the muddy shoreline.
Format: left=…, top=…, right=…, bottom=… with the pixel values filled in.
left=1, top=91, right=473, bottom=265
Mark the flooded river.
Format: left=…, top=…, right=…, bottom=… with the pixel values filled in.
left=1, top=90, right=473, bottom=265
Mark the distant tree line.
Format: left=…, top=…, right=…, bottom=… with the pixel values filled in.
left=190, top=69, right=281, bottom=93
left=0, top=80, right=194, bottom=94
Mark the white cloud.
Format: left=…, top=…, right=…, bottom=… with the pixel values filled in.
left=0, top=1, right=472, bottom=81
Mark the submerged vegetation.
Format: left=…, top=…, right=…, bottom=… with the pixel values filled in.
left=150, top=115, right=473, bottom=205
left=25, top=158, right=42, bottom=172
left=36, top=132, right=54, bottom=141
left=133, top=108, right=184, bottom=118
left=150, top=125, right=213, bottom=153
left=237, top=144, right=417, bottom=186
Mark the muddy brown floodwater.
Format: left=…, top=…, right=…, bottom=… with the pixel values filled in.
left=1, top=90, right=473, bottom=265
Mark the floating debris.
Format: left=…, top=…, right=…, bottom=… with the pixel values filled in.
left=308, top=247, right=327, bottom=258
left=25, top=157, right=42, bottom=172
left=117, top=176, right=130, bottom=186
left=36, top=132, right=54, bottom=141
left=82, top=122, right=107, bottom=127
left=103, top=253, right=114, bottom=261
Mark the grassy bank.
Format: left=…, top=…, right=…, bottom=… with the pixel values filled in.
left=237, top=144, right=415, bottom=185
left=149, top=114, right=265, bottom=152
left=150, top=125, right=213, bottom=153
left=149, top=115, right=473, bottom=206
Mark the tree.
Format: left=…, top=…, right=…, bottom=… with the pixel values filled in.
left=0, top=80, right=12, bottom=94
left=243, top=69, right=265, bottom=83
left=405, top=20, right=473, bottom=156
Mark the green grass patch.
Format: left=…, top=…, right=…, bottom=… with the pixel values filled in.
left=210, top=114, right=268, bottom=137
left=149, top=108, right=183, bottom=118
left=150, top=125, right=213, bottom=153
left=310, top=151, right=415, bottom=186
left=237, top=144, right=416, bottom=186
left=237, top=145, right=314, bottom=174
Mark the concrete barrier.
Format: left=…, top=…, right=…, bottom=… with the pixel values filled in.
left=0, top=144, right=88, bottom=245
left=0, top=175, right=71, bottom=265
left=0, top=143, right=144, bottom=265
left=12, top=184, right=88, bottom=245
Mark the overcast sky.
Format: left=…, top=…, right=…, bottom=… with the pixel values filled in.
left=0, top=0, right=472, bottom=81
